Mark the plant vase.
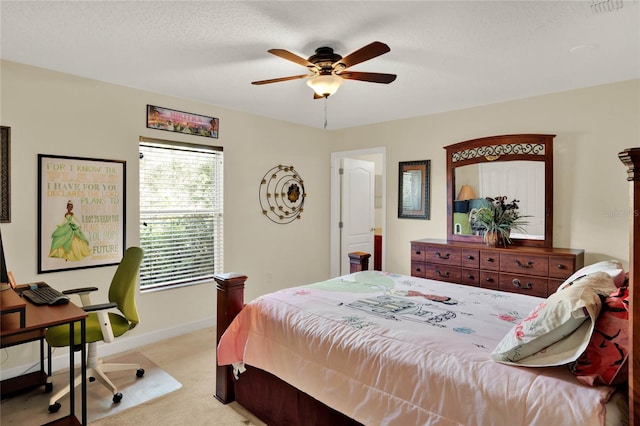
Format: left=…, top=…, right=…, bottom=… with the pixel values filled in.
left=485, top=231, right=499, bottom=247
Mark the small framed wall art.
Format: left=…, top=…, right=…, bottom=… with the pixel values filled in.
left=398, top=160, right=430, bottom=219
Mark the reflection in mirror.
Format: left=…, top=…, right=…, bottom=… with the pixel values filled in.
left=453, top=161, right=545, bottom=240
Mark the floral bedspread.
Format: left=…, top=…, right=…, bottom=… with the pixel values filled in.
left=217, top=271, right=613, bottom=426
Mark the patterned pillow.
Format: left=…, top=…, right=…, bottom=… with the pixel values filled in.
left=570, top=286, right=629, bottom=386
left=556, top=260, right=626, bottom=292
left=491, top=273, right=614, bottom=366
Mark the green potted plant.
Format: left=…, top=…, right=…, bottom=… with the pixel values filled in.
left=469, top=196, right=529, bottom=247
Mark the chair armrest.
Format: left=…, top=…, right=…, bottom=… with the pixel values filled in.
left=62, top=287, right=99, bottom=295
left=82, top=302, right=117, bottom=313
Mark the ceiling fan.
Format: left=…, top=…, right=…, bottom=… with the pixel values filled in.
left=252, top=41, right=397, bottom=98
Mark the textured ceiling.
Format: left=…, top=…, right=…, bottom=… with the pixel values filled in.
left=1, top=1, right=638, bottom=130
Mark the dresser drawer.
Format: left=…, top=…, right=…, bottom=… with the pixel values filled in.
left=461, top=268, right=480, bottom=287
left=462, top=249, right=479, bottom=269
left=549, top=278, right=564, bottom=293
left=425, top=246, right=462, bottom=266
left=480, top=271, right=500, bottom=291
left=411, top=244, right=426, bottom=262
left=424, top=264, right=461, bottom=283
left=480, top=250, right=500, bottom=271
left=548, top=256, right=575, bottom=280
left=500, top=253, right=548, bottom=277
left=499, top=273, right=548, bottom=298
left=411, top=261, right=426, bottom=278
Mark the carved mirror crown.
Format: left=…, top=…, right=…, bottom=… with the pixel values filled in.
left=445, top=134, right=554, bottom=248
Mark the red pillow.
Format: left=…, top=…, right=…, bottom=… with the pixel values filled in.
left=570, top=286, right=629, bottom=386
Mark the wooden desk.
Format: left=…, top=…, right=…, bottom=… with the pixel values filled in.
left=1, top=287, right=88, bottom=425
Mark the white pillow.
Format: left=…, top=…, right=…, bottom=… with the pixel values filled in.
left=491, top=273, right=614, bottom=367
left=556, top=260, right=625, bottom=293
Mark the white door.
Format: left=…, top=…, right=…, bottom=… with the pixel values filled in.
left=340, top=158, right=375, bottom=275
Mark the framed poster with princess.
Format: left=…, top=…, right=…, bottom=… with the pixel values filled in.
left=37, top=154, right=126, bottom=273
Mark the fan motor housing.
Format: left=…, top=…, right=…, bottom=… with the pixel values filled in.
left=308, top=47, right=342, bottom=70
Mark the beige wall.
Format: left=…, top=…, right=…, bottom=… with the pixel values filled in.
left=0, top=61, right=332, bottom=370
left=1, top=59, right=638, bottom=371
left=331, top=79, right=640, bottom=274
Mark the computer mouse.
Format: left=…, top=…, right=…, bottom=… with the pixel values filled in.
left=49, top=295, right=70, bottom=306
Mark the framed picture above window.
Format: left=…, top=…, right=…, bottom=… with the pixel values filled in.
left=147, top=105, right=219, bottom=139
left=398, top=160, right=430, bottom=220
left=37, top=154, right=126, bottom=273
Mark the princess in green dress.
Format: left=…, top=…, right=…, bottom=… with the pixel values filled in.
left=49, top=201, right=91, bottom=261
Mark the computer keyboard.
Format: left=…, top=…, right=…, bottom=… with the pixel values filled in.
left=21, top=285, right=69, bottom=305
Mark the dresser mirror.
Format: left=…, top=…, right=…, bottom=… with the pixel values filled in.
left=445, top=134, right=554, bottom=248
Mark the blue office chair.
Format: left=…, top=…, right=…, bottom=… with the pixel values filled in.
left=45, top=247, right=145, bottom=412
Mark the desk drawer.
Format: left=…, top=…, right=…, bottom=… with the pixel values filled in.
left=424, top=264, right=461, bottom=283
left=425, top=246, right=462, bottom=266
left=499, top=273, right=548, bottom=298
left=500, top=253, right=548, bottom=277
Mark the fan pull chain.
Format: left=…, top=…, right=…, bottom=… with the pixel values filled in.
left=324, top=97, right=328, bottom=130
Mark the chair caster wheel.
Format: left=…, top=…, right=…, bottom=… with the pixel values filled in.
left=44, top=382, right=53, bottom=393
left=136, top=368, right=145, bottom=378
left=113, top=392, right=123, bottom=403
left=48, top=402, right=61, bottom=413
left=89, top=376, right=96, bottom=382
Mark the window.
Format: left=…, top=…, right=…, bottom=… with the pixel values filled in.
left=139, top=137, right=223, bottom=290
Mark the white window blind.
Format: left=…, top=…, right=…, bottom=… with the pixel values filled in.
left=139, top=138, right=223, bottom=290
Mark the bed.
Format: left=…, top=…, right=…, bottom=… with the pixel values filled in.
left=215, top=147, right=639, bottom=425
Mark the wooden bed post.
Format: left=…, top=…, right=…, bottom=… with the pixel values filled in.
left=214, top=272, right=247, bottom=404
left=349, top=252, right=371, bottom=273
left=619, top=148, right=640, bottom=425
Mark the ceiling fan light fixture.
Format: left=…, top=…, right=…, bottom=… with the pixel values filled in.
left=307, top=74, right=343, bottom=97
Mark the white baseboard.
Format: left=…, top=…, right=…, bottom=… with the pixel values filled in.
left=0, top=317, right=215, bottom=380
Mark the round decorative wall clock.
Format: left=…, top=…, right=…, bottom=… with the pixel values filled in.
left=259, top=165, right=306, bottom=224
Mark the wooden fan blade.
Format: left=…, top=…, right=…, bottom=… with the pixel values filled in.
left=251, top=74, right=312, bottom=85
left=337, top=41, right=390, bottom=69
left=339, top=71, right=397, bottom=84
left=268, top=49, right=316, bottom=68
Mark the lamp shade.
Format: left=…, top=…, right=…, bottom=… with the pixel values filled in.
left=307, top=74, right=343, bottom=97
left=457, top=184, right=477, bottom=200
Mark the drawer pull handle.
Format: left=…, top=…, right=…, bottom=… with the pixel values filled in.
left=467, top=275, right=474, bottom=279
left=435, top=252, right=450, bottom=260
left=436, top=270, right=450, bottom=278
left=485, top=257, right=494, bottom=262
left=466, top=255, right=474, bottom=260
left=556, top=264, right=565, bottom=269
left=515, top=260, right=534, bottom=269
left=415, top=251, right=421, bottom=255
left=512, top=279, right=533, bottom=290
left=485, top=277, right=494, bottom=282
left=415, top=267, right=421, bottom=272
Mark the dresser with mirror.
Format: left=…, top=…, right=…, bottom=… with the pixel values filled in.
left=410, top=134, right=584, bottom=298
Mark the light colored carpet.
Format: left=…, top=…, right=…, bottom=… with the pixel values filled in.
left=0, top=327, right=266, bottom=425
